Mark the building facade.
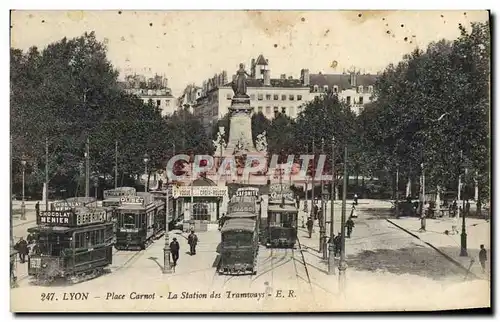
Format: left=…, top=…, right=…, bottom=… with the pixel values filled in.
left=121, top=73, right=176, bottom=117
left=192, top=55, right=378, bottom=133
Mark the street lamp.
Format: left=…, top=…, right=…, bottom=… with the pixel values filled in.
left=20, top=157, right=27, bottom=220
left=143, top=153, right=150, bottom=192
left=328, top=136, right=336, bottom=275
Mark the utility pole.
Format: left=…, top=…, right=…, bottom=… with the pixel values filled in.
left=328, top=136, right=336, bottom=275
left=395, top=164, right=400, bottom=217
left=310, top=139, right=315, bottom=219
left=85, top=137, right=90, bottom=198
left=319, top=138, right=326, bottom=258
left=163, top=186, right=172, bottom=274
left=10, top=136, right=14, bottom=246
left=45, top=137, right=49, bottom=211
left=303, top=143, right=309, bottom=213
left=338, top=146, right=348, bottom=294
left=114, top=140, right=118, bottom=189
left=460, top=150, right=468, bottom=257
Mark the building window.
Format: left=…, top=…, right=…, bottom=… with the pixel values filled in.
left=274, top=94, right=279, bottom=100
left=368, top=86, right=374, bottom=93
left=281, top=107, right=286, bottom=114
left=333, top=86, right=339, bottom=93
left=148, top=99, right=153, bottom=105
left=156, top=100, right=161, bottom=106
left=323, top=85, right=328, bottom=92
left=250, top=94, right=255, bottom=100
left=274, top=106, right=279, bottom=113
left=281, top=95, right=286, bottom=101
left=297, top=95, right=302, bottom=101
left=313, top=85, right=319, bottom=92
left=289, top=106, right=294, bottom=116
left=346, top=96, right=351, bottom=105
left=359, top=96, right=364, bottom=105
left=266, top=94, right=272, bottom=100
left=166, top=100, right=170, bottom=106
left=226, top=93, right=231, bottom=100
left=266, top=106, right=271, bottom=114
left=358, top=86, right=363, bottom=93
left=289, top=95, right=294, bottom=101
left=258, top=94, right=263, bottom=100
left=258, top=106, right=263, bottom=113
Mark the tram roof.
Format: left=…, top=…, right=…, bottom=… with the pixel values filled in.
left=268, top=199, right=295, bottom=205
left=28, top=226, right=72, bottom=233
left=221, top=218, right=256, bottom=233
left=230, top=195, right=257, bottom=203
left=268, top=204, right=298, bottom=212
left=225, top=211, right=257, bottom=218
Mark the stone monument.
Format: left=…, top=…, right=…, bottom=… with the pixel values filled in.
left=223, top=63, right=262, bottom=157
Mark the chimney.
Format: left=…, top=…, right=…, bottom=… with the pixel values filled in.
left=350, top=72, right=357, bottom=87
left=280, top=74, right=286, bottom=80
left=264, top=70, right=271, bottom=86
left=301, top=69, right=310, bottom=86
left=288, top=76, right=293, bottom=80
left=251, top=59, right=256, bottom=77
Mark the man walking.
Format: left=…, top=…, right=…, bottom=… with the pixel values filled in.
left=353, top=193, right=358, bottom=206
left=188, top=230, right=198, bottom=255
left=479, top=244, right=487, bottom=273
left=306, top=216, right=314, bottom=238
left=346, top=216, right=355, bottom=238
left=35, top=201, right=40, bottom=217
left=169, top=237, right=180, bottom=266
left=15, top=237, right=28, bottom=263
left=334, top=233, right=341, bottom=257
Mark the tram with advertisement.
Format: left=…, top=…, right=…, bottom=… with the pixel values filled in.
left=103, top=187, right=137, bottom=242
left=218, top=195, right=260, bottom=275
left=27, top=204, right=114, bottom=284
left=114, top=192, right=166, bottom=250
left=265, top=184, right=299, bottom=248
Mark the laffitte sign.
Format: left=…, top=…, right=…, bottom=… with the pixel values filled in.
left=172, top=186, right=228, bottom=198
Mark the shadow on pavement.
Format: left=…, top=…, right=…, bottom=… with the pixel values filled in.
left=148, top=256, right=164, bottom=271
left=346, top=246, right=471, bottom=280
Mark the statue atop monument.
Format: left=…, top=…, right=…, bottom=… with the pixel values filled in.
left=232, top=63, right=250, bottom=96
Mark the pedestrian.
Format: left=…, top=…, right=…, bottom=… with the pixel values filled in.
left=346, top=216, right=355, bottom=238
left=479, top=244, right=487, bottom=273
left=354, top=193, right=358, bottom=206
left=188, top=230, right=198, bottom=255
left=169, top=237, right=180, bottom=266
left=334, top=233, right=341, bottom=257
left=313, top=203, right=319, bottom=220
left=35, top=201, right=40, bottom=216
left=306, top=217, right=314, bottom=238
left=419, top=212, right=427, bottom=232
left=14, top=237, right=28, bottom=263
left=350, top=204, right=358, bottom=218
left=465, top=200, right=470, bottom=216
left=452, top=200, right=458, bottom=217
left=218, top=213, right=225, bottom=230
left=31, top=242, right=41, bottom=256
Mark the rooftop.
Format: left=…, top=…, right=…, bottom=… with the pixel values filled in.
left=309, top=73, right=378, bottom=91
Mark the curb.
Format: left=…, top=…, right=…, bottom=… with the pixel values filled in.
left=386, top=219, right=479, bottom=280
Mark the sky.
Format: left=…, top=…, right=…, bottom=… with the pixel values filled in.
left=10, top=10, right=489, bottom=97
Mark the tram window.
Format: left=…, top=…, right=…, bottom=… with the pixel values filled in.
left=123, top=213, right=135, bottom=228
left=223, top=233, right=253, bottom=246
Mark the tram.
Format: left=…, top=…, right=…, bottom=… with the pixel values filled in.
left=265, top=184, right=299, bottom=248
left=103, top=187, right=137, bottom=242
left=27, top=205, right=114, bottom=284
left=114, top=193, right=166, bottom=250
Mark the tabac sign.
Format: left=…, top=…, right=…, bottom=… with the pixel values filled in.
left=172, top=186, right=228, bottom=198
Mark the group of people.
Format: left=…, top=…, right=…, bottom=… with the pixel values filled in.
left=168, top=230, right=198, bottom=267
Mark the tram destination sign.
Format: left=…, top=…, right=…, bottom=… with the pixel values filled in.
left=268, top=183, right=294, bottom=200
left=228, top=202, right=256, bottom=214
left=104, top=187, right=136, bottom=199
left=38, top=209, right=108, bottom=227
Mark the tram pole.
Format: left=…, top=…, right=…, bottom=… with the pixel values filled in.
left=163, top=186, right=172, bottom=274
left=45, top=137, right=49, bottom=211
left=319, top=138, right=327, bottom=259
left=114, top=140, right=118, bottom=189
left=328, top=136, right=336, bottom=275
left=338, top=146, right=348, bottom=294
left=85, top=137, right=90, bottom=198
left=310, top=139, right=315, bottom=219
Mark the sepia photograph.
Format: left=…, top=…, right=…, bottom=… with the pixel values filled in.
left=8, top=9, right=491, bottom=313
